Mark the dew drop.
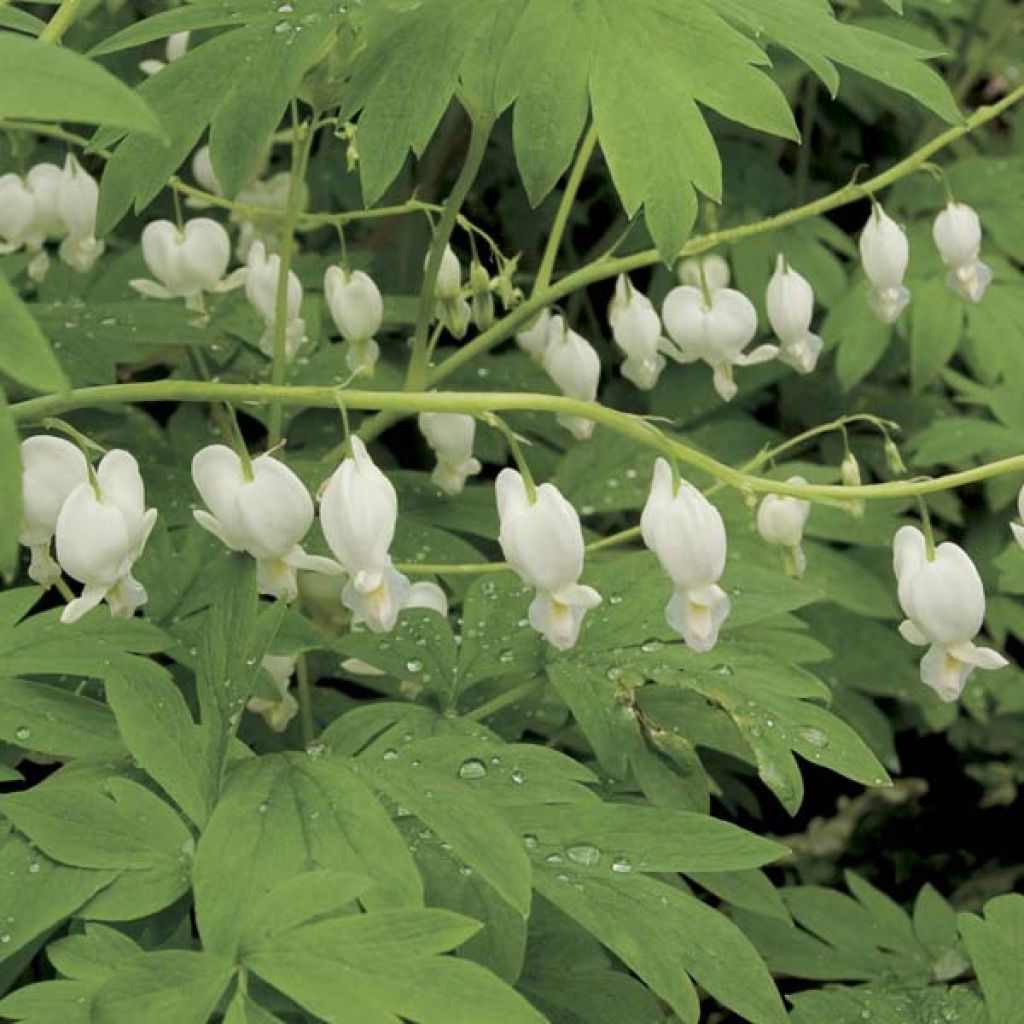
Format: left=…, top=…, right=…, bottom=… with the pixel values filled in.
left=457, top=758, right=487, bottom=780
left=13, top=726, right=30, bottom=742
left=509, top=768, right=526, bottom=785
left=566, top=844, right=601, bottom=867
left=544, top=852, right=564, bottom=865
left=405, top=659, right=423, bottom=674
left=799, top=727, right=828, bottom=749
left=382, top=748, right=399, bottom=762
left=521, top=833, right=539, bottom=850
left=610, top=855, right=633, bottom=874
left=640, top=640, right=662, bottom=654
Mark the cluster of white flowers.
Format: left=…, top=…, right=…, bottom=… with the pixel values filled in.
left=0, top=156, right=103, bottom=282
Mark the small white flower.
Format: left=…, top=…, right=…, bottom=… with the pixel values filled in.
left=892, top=525, right=1008, bottom=701
left=433, top=244, right=462, bottom=301
left=516, top=308, right=553, bottom=362
left=140, top=30, right=190, bottom=76
left=246, top=655, right=298, bottom=733
left=0, top=163, right=71, bottom=281
left=641, top=458, right=730, bottom=652
left=608, top=274, right=667, bottom=390
left=192, top=445, right=341, bottom=601
left=56, top=155, right=104, bottom=273
left=54, top=450, right=158, bottom=624
left=860, top=203, right=911, bottom=323
left=661, top=285, right=777, bottom=401
left=405, top=581, right=449, bottom=617
left=0, top=174, right=38, bottom=255
left=131, top=218, right=243, bottom=312
left=19, top=436, right=90, bottom=588
left=244, top=240, right=306, bottom=361
left=678, top=253, right=731, bottom=292
left=1012, top=485, right=1024, bottom=549
left=418, top=412, right=481, bottom=496
left=191, top=145, right=223, bottom=197
left=542, top=315, right=601, bottom=440
left=320, top=437, right=411, bottom=633
left=232, top=173, right=293, bottom=261
left=756, top=478, right=812, bottom=577
left=495, top=469, right=601, bottom=651
left=324, top=267, right=384, bottom=375
left=933, top=202, right=992, bottom=303
left=765, top=255, right=822, bottom=374
left=24, top=163, right=66, bottom=241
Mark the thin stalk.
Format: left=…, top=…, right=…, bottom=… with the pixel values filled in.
left=38, top=0, right=85, bottom=43
left=296, top=655, right=316, bottom=749
left=464, top=680, right=543, bottom=722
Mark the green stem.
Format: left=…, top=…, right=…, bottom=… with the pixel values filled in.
left=406, top=113, right=493, bottom=390
left=38, top=0, right=85, bottom=43
left=464, top=679, right=543, bottom=722
left=296, top=654, right=316, bottom=749
left=11, top=380, right=1024, bottom=503
left=534, top=122, right=598, bottom=295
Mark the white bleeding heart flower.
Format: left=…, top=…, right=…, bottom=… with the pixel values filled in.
left=246, top=655, right=298, bottom=733
left=641, top=458, right=730, bottom=652
left=24, top=163, right=66, bottom=240
left=608, top=274, right=667, bottom=390
left=542, top=315, right=601, bottom=440
left=417, top=412, right=482, bottom=496
left=320, top=437, right=411, bottom=633
left=661, top=285, right=777, bottom=401
left=131, top=218, right=244, bottom=312
left=404, top=581, right=449, bottom=617
left=678, top=253, right=731, bottom=292
left=495, top=469, right=601, bottom=651
left=191, top=145, right=223, bottom=197
left=0, top=163, right=67, bottom=281
left=19, top=436, right=90, bottom=588
left=56, top=155, right=104, bottom=273
left=516, top=307, right=553, bottom=363
left=0, top=174, right=36, bottom=255
left=191, top=445, right=341, bottom=601
left=756, top=477, right=812, bottom=577
left=892, top=525, right=1008, bottom=701
left=244, top=240, right=306, bottom=360
left=324, top=267, right=384, bottom=375
left=933, top=202, right=992, bottom=303
left=765, top=255, right=822, bottom=374
left=1012, top=486, right=1024, bottom=549
left=140, top=30, right=190, bottom=76
left=860, top=203, right=911, bottom=323
left=232, top=173, right=294, bottom=261
left=54, top=450, right=158, bottom=624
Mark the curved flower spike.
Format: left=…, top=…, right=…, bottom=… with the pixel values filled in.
left=641, top=458, right=730, bottom=652
left=19, top=436, right=90, bottom=588
left=54, top=450, right=158, bottom=624
left=608, top=274, right=667, bottom=390
left=756, top=478, right=812, bottom=578
left=661, top=285, right=777, bottom=401
left=192, top=445, right=341, bottom=601
left=765, top=255, right=822, bottom=374
left=892, top=525, right=1007, bottom=701
left=860, top=203, right=911, bottom=324
left=933, top=202, right=992, bottom=303
left=495, top=469, right=601, bottom=651
left=542, top=315, right=601, bottom=440
left=418, top=412, right=482, bottom=496
left=320, top=437, right=411, bottom=633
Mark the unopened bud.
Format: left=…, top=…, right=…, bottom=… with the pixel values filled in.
left=884, top=438, right=907, bottom=475
left=841, top=452, right=862, bottom=488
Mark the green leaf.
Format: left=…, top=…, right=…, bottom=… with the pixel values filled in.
left=959, top=893, right=1024, bottom=1024
left=910, top=278, right=965, bottom=391
left=0, top=32, right=162, bottom=135
left=0, top=388, right=19, bottom=582
left=47, top=923, right=142, bottom=983
left=0, top=273, right=69, bottom=395
left=0, top=980, right=94, bottom=1023
left=826, top=283, right=893, bottom=391
left=91, top=950, right=235, bottom=1024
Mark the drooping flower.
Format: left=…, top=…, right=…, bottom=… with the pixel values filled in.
left=933, top=202, right=992, bottom=303
left=1012, top=486, right=1024, bottom=549
left=324, top=266, right=384, bottom=375
left=431, top=244, right=471, bottom=339
left=470, top=260, right=495, bottom=330
left=756, top=478, right=812, bottom=577
left=892, top=525, right=1008, bottom=701
left=860, top=203, right=911, bottom=323
left=191, top=445, right=341, bottom=601
left=678, top=253, right=731, bottom=293
left=765, top=255, right=822, bottom=374
left=495, top=469, right=601, bottom=650
left=516, top=307, right=553, bottom=362
left=191, top=145, right=223, bottom=197
left=56, top=155, right=104, bottom=273
left=139, top=30, right=190, bottom=76
left=418, top=412, right=482, bottom=495
left=405, top=581, right=449, bottom=617
left=246, top=655, right=298, bottom=733
left=54, top=450, right=158, bottom=624
left=608, top=274, right=667, bottom=390
left=19, top=436, right=90, bottom=588
left=641, top=458, right=730, bottom=652
left=661, top=285, right=777, bottom=401
left=0, top=174, right=36, bottom=256
left=130, top=218, right=243, bottom=312
left=233, top=173, right=294, bottom=261
left=542, top=314, right=601, bottom=440
left=243, top=240, right=306, bottom=360
left=320, top=437, right=411, bottom=633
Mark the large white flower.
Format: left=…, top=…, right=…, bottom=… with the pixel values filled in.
left=243, top=240, right=306, bottom=361
left=320, top=437, right=411, bottom=633
left=495, top=469, right=601, bottom=651
left=54, top=450, right=158, bottom=624
left=418, top=412, right=482, bottom=496
left=860, top=203, right=911, bottom=323
left=756, top=477, right=812, bottom=577
left=608, top=274, right=667, bottom=390
left=131, top=218, right=244, bottom=312
left=192, top=445, right=340, bottom=601
left=661, top=286, right=777, bottom=401
left=933, top=202, right=992, bottom=303
left=641, top=458, right=730, bottom=652
left=19, top=436, right=90, bottom=588
left=542, top=314, right=601, bottom=440
left=892, top=525, right=1007, bottom=701
left=324, top=267, right=384, bottom=375
left=765, top=255, right=822, bottom=374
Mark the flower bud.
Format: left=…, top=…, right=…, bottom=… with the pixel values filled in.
left=841, top=452, right=862, bottom=487
left=418, top=412, right=482, bottom=496
left=54, top=450, right=158, bottom=624
left=933, top=202, right=992, bottom=303
left=608, top=274, right=666, bottom=390
left=140, top=30, right=190, bottom=75
left=892, top=525, right=1007, bottom=700
left=678, top=253, right=730, bottom=292
left=641, top=458, right=730, bottom=652
left=433, top=244, right=462, bottom=301
left=495, top=469, right=601, bottom=650
left=19, top=436, right=90, bottom=588
left=860, top=203, right=911, bottom=323
left=884, top=438, right=907, bottom=475
left=765, top=255, right=822, bottom=374
left=661, top=285, right=777, bottom=401
left=244, top=241, right=306, bottom=360
left=516, top=308, right=553, bottom=362
left=756, top=478, right=811, bottom=577
left=246, top=655, right=298, bottom=732
left=320, top=438, right=411, bottom=633
left=470, top=261, right=495, bottom=330
left=542, top=315, right=601, bottom=440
